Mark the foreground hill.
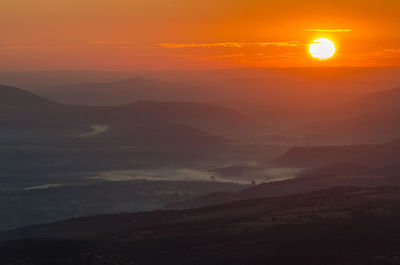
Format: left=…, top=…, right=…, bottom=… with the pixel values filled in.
left=0, top=180, right=245, bottom=231
left=2, top=187, right=400, bottom=265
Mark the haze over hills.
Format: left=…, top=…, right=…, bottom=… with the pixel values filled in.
left=2, top=69, right=400, bottom=136
left=166, top=137, right=400, bottom=209
left=0, top=84, right=245, bottom=173
left=289, top=85, right=400, bottom=144
left=33, top=77, right=216, bottom=106
left=1, top=68, right=400, bottom=107
left=5, top=69, right=397, bottom=145
left=0, top=84, right=254, bottom=137
left=346, top=86, right=400, bottom=114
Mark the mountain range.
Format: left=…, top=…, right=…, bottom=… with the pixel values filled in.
left=0, top=84, right=260, bottom=175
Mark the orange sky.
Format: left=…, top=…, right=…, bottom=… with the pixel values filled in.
left=1, top=0, right=399, bottom=70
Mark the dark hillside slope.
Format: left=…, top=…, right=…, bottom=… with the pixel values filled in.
left=0, top=85, right=56, bottom=106
left=274, top=138, right=400, bottom=168
left=2, top=187, right=400, bottom=265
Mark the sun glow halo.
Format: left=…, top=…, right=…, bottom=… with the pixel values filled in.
left=309, top=38, right=336, bottom=60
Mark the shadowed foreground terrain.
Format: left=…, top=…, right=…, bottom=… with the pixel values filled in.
left=2, top=186, right=400, bottom=265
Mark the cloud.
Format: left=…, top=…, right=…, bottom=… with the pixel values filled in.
left=88, top=41, right=145, bottom=48
left=158, top=42, right=242, bottom=48
left=255, top=42, right=300, bottom=47
left=158, top=41, right=300, bottom=48
left=0, top=42, right=78, bottom=49
left=211, top=53, right=246, bottom=59
left=383, top=48, right=400, bottom=53
left=0, top=40, right=301, bottom=50
left=89, top=41, right=137, bottom=45
left=0, top=42, right=41, bottom=48
left=303, top=29, right=352, bottom=33
left=369, top=48, right=400, bottom=57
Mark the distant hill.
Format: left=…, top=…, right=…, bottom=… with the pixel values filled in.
left=297, top=161, right=378, bottom=179
left=113, top=101, right=258, bottom=135
left=297, top=87, right=400, bottom=144
left=33, top=77, right=214, bottom=106
left=273, top=144, right=375, bottom=168
left=347, top=86, right=400, bottom=114
left=274, top=138, right=400, bottom=168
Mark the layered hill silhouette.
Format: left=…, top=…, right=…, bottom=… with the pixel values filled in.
left=0, top=84, right=260, bottom=174
left=14, top=77, right=400, bottom=144
left=0, top=84, right=255, bottom=135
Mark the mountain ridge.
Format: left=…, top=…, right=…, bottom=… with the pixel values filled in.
left=0, top=85, right=56, bottom=106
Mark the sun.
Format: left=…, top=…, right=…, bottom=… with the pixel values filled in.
left=309, top=38, right=336, bottom=60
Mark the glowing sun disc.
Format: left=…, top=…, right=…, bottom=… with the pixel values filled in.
left=309, top=38, right=336, bottom=60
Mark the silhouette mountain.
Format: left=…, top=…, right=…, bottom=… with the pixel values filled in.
left=0, top=85, right=55, bottom=106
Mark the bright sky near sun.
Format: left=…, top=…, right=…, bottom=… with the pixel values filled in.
left=0, top=0, right=399, bottom=70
